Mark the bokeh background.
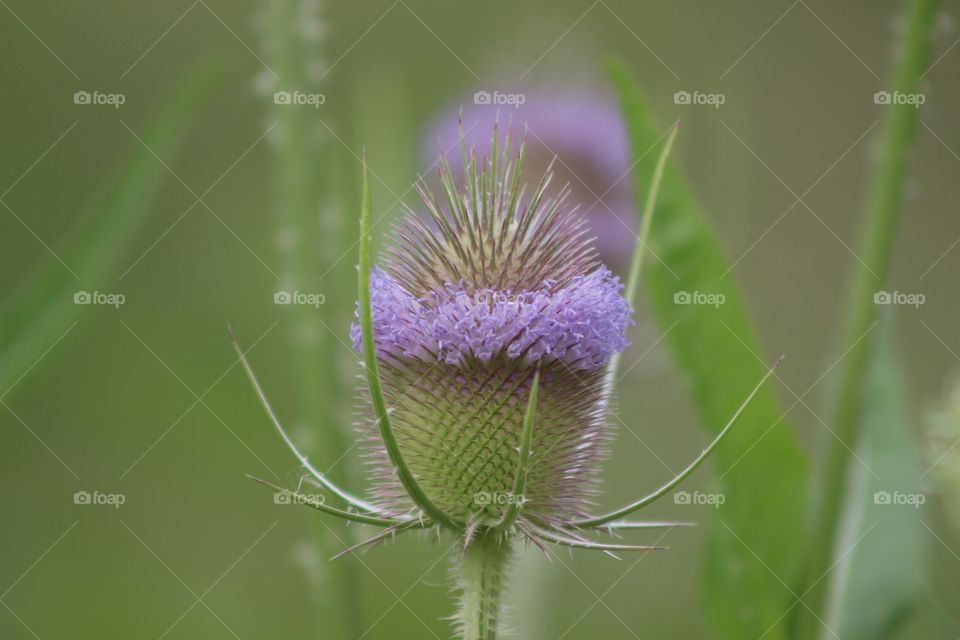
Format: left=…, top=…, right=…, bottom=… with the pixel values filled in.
left=2, top=0, right=960, bottom=638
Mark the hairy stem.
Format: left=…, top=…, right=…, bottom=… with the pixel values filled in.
left=457, top=534, right=512, bottom=640
left=797, top=0, right=938, bottom=636
left=260, top=1, right=361, bottom=637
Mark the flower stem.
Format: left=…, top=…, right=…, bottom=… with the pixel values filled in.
left=457, top=534, right=512, bottom=640
left=796, top=0, right=938, bottom=635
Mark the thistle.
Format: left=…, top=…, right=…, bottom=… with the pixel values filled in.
left=237, top=124, right=779, bottom=639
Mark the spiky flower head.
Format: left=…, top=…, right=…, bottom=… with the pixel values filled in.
left=351, top=126, right=631, bottom=528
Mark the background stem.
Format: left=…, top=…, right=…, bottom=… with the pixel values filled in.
left=797, top=0, right=938, bottom=635
left=260, top=1, right=361, bottom=637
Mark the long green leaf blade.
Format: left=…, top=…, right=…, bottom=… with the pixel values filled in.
left=606, top=58, right=808, bottom=640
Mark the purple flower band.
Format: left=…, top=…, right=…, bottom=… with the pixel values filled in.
left=352, top=265, right=631, bottom=370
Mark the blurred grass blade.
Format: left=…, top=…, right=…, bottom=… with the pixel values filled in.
left=799, top=0, right=939, bottom=632
left=0, top=63, right=218, bottom=397
left=606, top=58, right=808, bottom=640
left=824, top=322, right=925, bottom=639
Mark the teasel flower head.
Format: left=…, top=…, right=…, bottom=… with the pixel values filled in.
left=350, top=124, right=633, bottom=529
left=237, top=123, right=778, bottom=639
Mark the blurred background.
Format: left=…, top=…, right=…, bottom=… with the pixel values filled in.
left=2, top=0, right=959, bottom=638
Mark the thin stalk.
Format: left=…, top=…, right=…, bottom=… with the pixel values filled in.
left=797, top=0, right=938, bottom=635
left=260, top=1, right=360, bottom=637
left=603, top=123, right=678, bottom=396
left=457, top=533, right=512, bottom=640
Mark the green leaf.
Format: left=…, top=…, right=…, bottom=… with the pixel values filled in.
left=0, top=62, right=218, bottom=397
left=607, top=58, right=809, bottom=640
left=825, top=323, right=925, bottom=639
